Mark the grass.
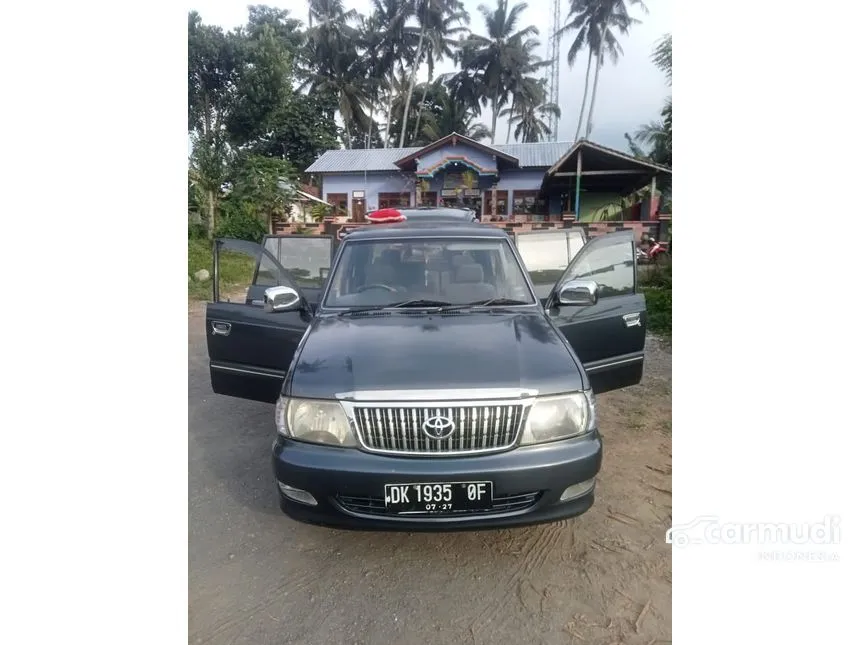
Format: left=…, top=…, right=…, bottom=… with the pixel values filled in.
left=188, top=239, right=256, bottom=301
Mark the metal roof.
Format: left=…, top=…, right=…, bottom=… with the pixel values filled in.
left=305, top=141, right=577, bottom=173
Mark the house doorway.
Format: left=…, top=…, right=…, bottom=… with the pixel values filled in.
left=351, top=192, right=366, bottom=222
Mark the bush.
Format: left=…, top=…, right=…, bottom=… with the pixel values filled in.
left=215, top=203, right=267, bottom=242
left=644, top=286, right=671, bottom=336
left=188, top=221, right=208, bottom=240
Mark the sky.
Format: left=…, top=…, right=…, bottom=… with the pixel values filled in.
left=190, top=0, right=671, bottom=152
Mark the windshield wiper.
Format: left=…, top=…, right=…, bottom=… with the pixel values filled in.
left=467, top=297, right=531, bottom=307
left=336, top=299, right=453, bottom=316
left=390, top=298, right=453, bottom=308
left=336, top=305, right=388, bottom=316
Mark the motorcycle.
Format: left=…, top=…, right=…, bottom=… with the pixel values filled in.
left=638, top=237, right=670, bottom=265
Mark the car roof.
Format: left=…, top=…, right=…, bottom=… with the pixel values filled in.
left=343, top=221, right=509, bottom=241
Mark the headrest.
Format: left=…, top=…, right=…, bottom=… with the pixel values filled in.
left=455, top=263, right=484, bottom=283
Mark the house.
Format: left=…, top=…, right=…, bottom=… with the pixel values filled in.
left=304, top=133, right=671, bottom=223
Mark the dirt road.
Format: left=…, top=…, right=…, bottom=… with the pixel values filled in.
left=189, top=304, right=672, bottom=645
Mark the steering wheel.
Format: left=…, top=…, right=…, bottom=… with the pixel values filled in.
left=357, top=283, right=398, bottom=293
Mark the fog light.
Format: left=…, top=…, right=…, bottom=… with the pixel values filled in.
left=278, top=482, right=318, bottom=506
left=559, top=478, right=596, bottom=502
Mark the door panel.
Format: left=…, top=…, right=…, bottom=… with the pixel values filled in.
left=207, top=238, right=315, bottom=403
left=514, top=229, right=587, bottom=306
left=547, top=231, right=647, bottom=394
left=206, top=302, right=310, bottom=403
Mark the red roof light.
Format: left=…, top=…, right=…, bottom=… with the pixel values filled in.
left=367, top=208, right=406, bottom=223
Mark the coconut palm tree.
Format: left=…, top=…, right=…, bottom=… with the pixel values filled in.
left=411, top=7, right=471, bottom=142
left=502, top=77, right=561, bottom=142
left=653, top=32, right=671, bottom=83
left=461, top=0, right=545, bottom=143
left=627, top=34, right=670, bottom=166
left=418, top=82, right=492, bottom=143
left=398, top=0, right=468, bottom=149
left=303, top=1, right=373, bottom=148
left=558, top=0, right=644, bottom=140
left=585, top=0, right=647, bottom=139
left=369, top=0, right=417, bottom=148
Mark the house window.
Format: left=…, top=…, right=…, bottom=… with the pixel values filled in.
left=326, top=193, right=348, bottom=216
left=512, top=190, right=547, bottom=216
left=378, top=192, right=411, bottom=209
left=483, top=191, right=508, bottom=219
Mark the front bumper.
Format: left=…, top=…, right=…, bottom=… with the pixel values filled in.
left=271, top=431, right=602, bottom=531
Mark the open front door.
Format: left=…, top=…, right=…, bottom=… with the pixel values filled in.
left=514, top=229, right=587, bottom=305
left=545, top=231, right=646, bottom=394
left=206, top=236, right=332, bottom=404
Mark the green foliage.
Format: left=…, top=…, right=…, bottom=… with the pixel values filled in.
left=249, top=90, right=340, bottom=172
left=226, top=154, right=295, bottom=222
left=215, top=202, right=268, bottom=242
left=641, top=260, right=671, bottom=336
left=644, top=287, right=671, bottom=335
left=310, top=202, right=332, bottom=222
left=188, top=222, right=208, bottom=239
left=188, top=239, right=256, bottom=300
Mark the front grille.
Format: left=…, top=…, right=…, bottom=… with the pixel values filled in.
left=336, top=491, right=542, bottom=517
left=349, top=404, right=525, bottom=455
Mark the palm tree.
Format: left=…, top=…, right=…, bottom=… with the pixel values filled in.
left=462, top=0, right=543, bottom=143
left=502, top=77, right=561, bottom=142
left=584, top=0, right=647, bottom=139
left=307, top=57, right=372, bottom=149
left=653, top=32, right=671, bottom=83
left=369, top=0, right=416, bottom=148
left=627, top=34, right=670, bottom=167
left=303, top=1, right=372, bottom=148
left=418, top=82, right=492, bottom=143
left=558, top=0, right=641, bottom=141
left=398, top=0, right=468, bottom=149
left=411, top=7, right=471, bottom=142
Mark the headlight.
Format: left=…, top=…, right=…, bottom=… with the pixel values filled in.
left=275, top=397, right=357, bottom=447
left=519, top=391, right=596, bottom=445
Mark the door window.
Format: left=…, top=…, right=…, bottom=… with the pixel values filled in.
left=254, top=236, right=332, bottom=289
left=565, top=235, right=635, bottom=297
left=515, top=230, right=586, bottom=289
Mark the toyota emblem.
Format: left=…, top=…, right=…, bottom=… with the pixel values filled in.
left=422, top=415, right=456, bottom=440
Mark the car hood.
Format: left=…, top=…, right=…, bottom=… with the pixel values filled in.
left=286, top=311, right=584, bottom=399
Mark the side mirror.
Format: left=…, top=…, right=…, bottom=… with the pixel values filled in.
left=264, top=285, right=301, bottom=313
left=557, top=279, right=599, bottom=306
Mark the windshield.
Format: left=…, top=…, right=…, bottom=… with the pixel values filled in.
left=324, top=237, right=535, bottom=308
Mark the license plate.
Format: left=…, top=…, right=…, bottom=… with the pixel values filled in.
left=384, top=481, right=493, bottom=514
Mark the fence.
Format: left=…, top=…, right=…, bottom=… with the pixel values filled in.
left=272, top=219, right=664, bottom=242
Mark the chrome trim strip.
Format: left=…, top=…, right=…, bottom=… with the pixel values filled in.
left=335, top=388, right=539, bottom=401
left=583, top=355, right=644, bottom=373
left=210, top=364, right=285, bottom=379
left=340, top=398, right=534, bottom=457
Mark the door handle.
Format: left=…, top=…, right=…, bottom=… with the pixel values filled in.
left=622, top=313, right=641, bottom=328
left=211, top=321, right=232, bottom=336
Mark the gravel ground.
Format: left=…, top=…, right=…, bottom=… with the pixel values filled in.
left=189, top=304, right=672, bottom=645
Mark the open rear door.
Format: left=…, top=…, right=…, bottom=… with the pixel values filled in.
left=206, top=236, right=331, bottom=404
left=545, top=230, right=646, bottom=394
